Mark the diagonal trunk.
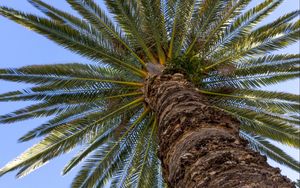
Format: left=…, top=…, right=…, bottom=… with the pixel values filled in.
left=144, top=73, right=294, bottom=188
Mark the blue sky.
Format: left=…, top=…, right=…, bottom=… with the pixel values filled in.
left=0, top=0, right=299, bottom=187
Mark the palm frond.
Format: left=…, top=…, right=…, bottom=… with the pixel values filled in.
left=104, top=0, right=157, bottom=64
left=28, top=0, right=100, bottom=37
left=135, top=118, right=159, bottom=187
left=0, top=88, right=142, bottom=124
left=0, top=87, right=139, bottom=103
left=140, top=0, right=168, bottom=64
left=213, top=0, right=282, bottom=53
left=71, top=109, right=150, bottom=188
left=254, top=10, right=300, bottom=36
left=0, top=102, right=66, bottom=124
left=200, top=88, right=299, bottom=103
left=241, top=131, right=300, bottom=172
left=215, top=105, right=300, bottom=148
left=66, top=0, right=147, bottom=67
left=18, top=102, right=105, bottom=142
left=0, top=64, right=143, bottom=86
left=0, top=98, right=143, bottom=177
left=199, top=88, right=300, bottom=114
left=0, top=7, right=146, bottom=77
left=204, top=27, right=299, bottom=71
left=186, top=0, right=223, bottom=55
left=62, top=111, right=136, bottom=175
left=187, top=0, right=251, bottom=55
left=208, top=19, right=299, bottom=66
left=161, top=0, right=176, bottom=36
left=167, top=0, right=196, bottom=58
left=206, top=10, right=299, bottom=59
left=203, top=71, right=300, bottom=89
left=110, top=116, right=155, bottom=187
left=233, top=54, right=300, bottom=76
left=14, top=112, right=122, bottom=179
left=232, top=20, right=300, bottom=57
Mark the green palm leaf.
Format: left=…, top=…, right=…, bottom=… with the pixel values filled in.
left=186, top=0, right=224, bottom=55
left=0, top=64, right=143, bottom=87
left=18, top=102, right=105, bottom=142
left=71, top=109, right=150, bottom=188
left=0, top=102, right=66, bottom=123
left=216, top=0, right=283, bottom=50
left=241, top=131, right=300, bottom=172
left=167, top=0, right=196, bottom=58
left=187, top=0, right=252, bottom=55
left=0, top=7, right=146, bottom=77
left=214, top=105, right=300, bottom=147
left=140, top=0, right=168, bottom=64
left=112, top=119, right=150, bottom=187
left=0, top=98, right=143, bottom=177
left=199, top=88, right=300, bottom=114
left=28, top=0, right=100, bottom=36
left=104, top=0, right=157, bottom=64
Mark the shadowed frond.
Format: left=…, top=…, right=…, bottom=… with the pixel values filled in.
left=62, top=111, right=138, bottom=176
left=66, top=0, right=148, bottom=67
left=187, top=0, right=224, bottom=54
left=70, top=109, right=150, bottom=188
left=111, top=117, right=151, bottom=187
left=104, top=0, right=157, bottom=64
left=167, top=0, right=196, bottom=58
left=187, top=0, right=252, bottom=55
left=140, top=0, right=168, bottom=64
left=135, top=118, right=159, bottom=187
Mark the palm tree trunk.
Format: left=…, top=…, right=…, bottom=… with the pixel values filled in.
left=144, top=73, right=294, bottom=188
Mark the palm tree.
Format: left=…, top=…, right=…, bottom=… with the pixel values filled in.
left=0, top=0, right=299, bottom=187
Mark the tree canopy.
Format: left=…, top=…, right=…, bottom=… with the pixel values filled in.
left=0, top=0, right=299, bottom=187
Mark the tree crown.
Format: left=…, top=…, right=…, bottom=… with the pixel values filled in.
left=0, top=0, right=299, bottom=187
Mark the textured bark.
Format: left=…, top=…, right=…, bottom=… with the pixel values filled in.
left=144, top=73, right=295, bottom=188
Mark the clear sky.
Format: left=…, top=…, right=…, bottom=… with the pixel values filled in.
left=0, top=0, right=299, bottom=187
